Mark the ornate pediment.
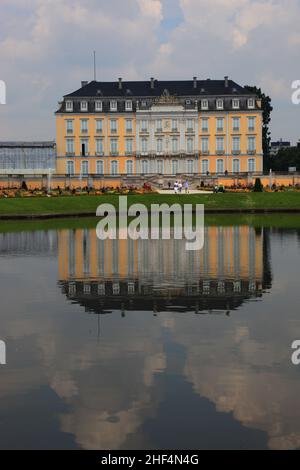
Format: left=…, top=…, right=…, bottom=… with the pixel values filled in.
left=153, top=91, right=181, bottom=106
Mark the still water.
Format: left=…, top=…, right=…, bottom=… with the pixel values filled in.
left=0, top=220, right=299, bottom=450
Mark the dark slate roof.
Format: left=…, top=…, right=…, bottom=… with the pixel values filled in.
left=64, top=79, right=253, bottom=98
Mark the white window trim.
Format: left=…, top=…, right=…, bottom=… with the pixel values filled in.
left=110, top=100, right=117, bottom=111
left=80, top=101, right=88, bottom=112
left=232, top=159, right=240, bottom=172
left=232, top=99, right=240, bottom=109
left=96, top=160, right=104, bottom=174
left=95, top=100, right=102, bottom=111
left=201, top=159, right=209, bottom=174
left=248, top=158, right=256, bottom=172
left=66, top=100, right=73, bottom=112
left=125, top=100, right=132, bottom=111
left=201, top=99, right=209, bottom=110
left=248, top=98, right=255, bottom=109
left=67, top=160, right=75, bottom=175
left=216, top=99, right=224, bottom=110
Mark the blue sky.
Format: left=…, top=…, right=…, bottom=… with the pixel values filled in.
left=0, top=0, right=300, bottom=143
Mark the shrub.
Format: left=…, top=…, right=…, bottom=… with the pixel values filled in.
left=253, top=178, right=263, bottom=192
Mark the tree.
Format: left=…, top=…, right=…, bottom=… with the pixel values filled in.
left=244, top=86, right=273, bottom=171
left=270, top=146, right=300, bottom=171
left=253, top=177, right=263, bottom=192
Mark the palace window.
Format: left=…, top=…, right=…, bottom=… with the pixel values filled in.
left=125, top=138, right=133, bottom=154
left=126, top=119, right=133, bottom=133
left=66, top=120, right=73, bottom=133
left=201, top=159, right=209, bottom=174
left=172, top=119, right=178, bottom=131
left=66, top=160, right=75, bottom=175
left=232, top=136, right=240, bottom=152
left=111, top=160, right=119, bottom=175
left=232, top=98, right=240, bottom=109
left=248, top=116, right=255, bottom=132
left=141, top=137, right=148, bottom=153
left=232, top=117, right=240, bottom=131
left=248, top=98, right=255, bottom=109
left=96, top=138, right=103, bottom=155
left=110, top=100, right=117, bottom=111
left=80, top=138, right=89, bottom=155
left=216, top=137, right=224, bottom=152
left=80, top=119, right=88, bottom=133
left=156, top=119, right=162, bottom=132
left=110, top=119, right=118, bottom=133
left=126, top=160, right=133, bottom=174
left=141, top=159, right=149, bottom=174
left=172, top=138, right=178, bottom=153
left=81, top=160, right=89, bottom=176
left=110, top=138, right=118, bottom=155
left=65, top=100, right=73, bottom=112
left=216, top=118, right=224, bottom=132
left=216, top=159, right=224, bottom=173
left=80, top=101, right=88, bottom=112
left=125, top=100, right=132, bottom=111
left=172, top=160, right=178, bottom=175
left=96, top=160, right=104, bottom=174
left=232, top=158, right=240, bottom=173
left=248, top=158, right=256, bottom=172
left=66, top=138, right=74, bottom=154
left=201, top=99, right=209, bottom=110
left=187, top=119, right=194, bottom=131
left=187, top=137, right=194, bottom=153
left=248, top=136, right=256, bottom=152
left=157, top=138, right=163, bottom=153
left=157, top=160, right=164, bottom=174
left=201, top=137, right=209, bottom=154
left=216, top=99, right=224, bottom=110
left=141, top=119, right=148, bottom=132
left=187, top=160, right=194, bottom=174
left=95, top=100, right=102, bottom=111
left=202, top=118, right=209, bottom=132
left=95, top=119, right=103, bottom=133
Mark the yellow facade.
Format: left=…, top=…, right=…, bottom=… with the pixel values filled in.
left=55, top=78, right=263, bottom=180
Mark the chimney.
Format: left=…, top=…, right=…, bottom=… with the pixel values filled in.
left=150, top=77, right=155, bottom=89
left=81, top=81, right=88, bottom=88
left=193, top=76, right=197, bottom=89
left=224, top=76, right=229, bottom=88
left=118, top=77, right=122, bottom=90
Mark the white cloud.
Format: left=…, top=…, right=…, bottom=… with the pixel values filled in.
left=1, top=0, right=300, bottom=141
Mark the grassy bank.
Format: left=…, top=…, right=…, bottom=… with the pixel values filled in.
left=0, top=192, right=300, bottom=217
left=1, top=213, right=300, bottom=234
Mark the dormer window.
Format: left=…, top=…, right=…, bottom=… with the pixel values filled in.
left=232, top=99, right=240, bottom=109
left=110, top=100, right=117, bottom=111
left=81, top=101, right=88, bottom=112
left=201, top=99, right=208, bottom=110
left=141, top=100, right=147, bottom=107
left=186, top=99, right=191, bottom=105
left=248, top=98, right=255, bottom=109
left=66, top=100, right=73, bottom=112
left=125, top=100, right=132, bottom=111
left=216, top=99, right=224, bottom=110
left=95, top=100, right=102, bottom=111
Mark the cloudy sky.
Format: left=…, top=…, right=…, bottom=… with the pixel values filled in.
left=0, top=0, right=300, bottom=142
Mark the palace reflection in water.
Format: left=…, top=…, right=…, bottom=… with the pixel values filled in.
left=58, top=226, right=272, bottom=315
left=3, top=224, right=300, bottom=450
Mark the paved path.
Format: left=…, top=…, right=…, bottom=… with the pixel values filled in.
left=157, top=189, right=212, bottom=194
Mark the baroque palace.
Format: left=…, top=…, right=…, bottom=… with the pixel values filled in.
left=55, top=76, right=263, bottom=185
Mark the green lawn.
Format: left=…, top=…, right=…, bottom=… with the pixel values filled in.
left=0, top=192, right=300, bottom=217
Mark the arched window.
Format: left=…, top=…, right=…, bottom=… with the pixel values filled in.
left=216, top=159, right=224, bottom=174
left=201, top=159, right=209, bottom=174
left=111, top=160, right=119, bottom=175
left=66, top=160, right=74, bottom=175
left=96, top=160, right=104, bottom=175
left=141, top=159, right=149, bottom=174
left=126, top=160, right=133, bottom=175
left=248, top=158, right=255, bottom=172
left=232, top=159, right=240, bottom=173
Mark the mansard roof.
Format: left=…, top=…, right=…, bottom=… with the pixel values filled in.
left=64, top=79, right=253, bottom=99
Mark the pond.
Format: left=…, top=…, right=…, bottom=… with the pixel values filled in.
left=0, top=217, right=299, bottom=449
